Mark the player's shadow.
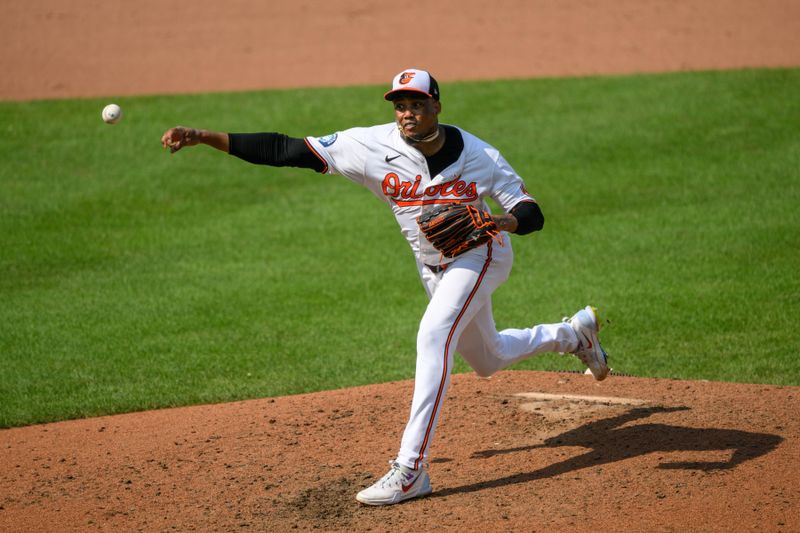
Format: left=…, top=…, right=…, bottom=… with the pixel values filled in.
left=432, top=405, right=782, bottom=498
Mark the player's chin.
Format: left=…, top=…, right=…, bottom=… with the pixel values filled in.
left=404, top=127, right=430, bottom=141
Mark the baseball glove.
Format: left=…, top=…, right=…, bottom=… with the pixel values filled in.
left=417, top=203, right=500, bottom=259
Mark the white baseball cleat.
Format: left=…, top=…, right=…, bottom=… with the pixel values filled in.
left=567, top=306, right=610, bottom=381
left=356, top=461, right=432, bottom=506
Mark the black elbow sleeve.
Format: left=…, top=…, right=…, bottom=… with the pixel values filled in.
left=510, top=201, right=545, bottom=235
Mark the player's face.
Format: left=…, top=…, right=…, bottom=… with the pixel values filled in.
left=392, top=96, right=441, bottom=141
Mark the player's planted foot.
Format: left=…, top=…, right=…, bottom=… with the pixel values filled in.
left=356, top=461, right=432, bottom=506
left=567, top=305, right=610, bottom=381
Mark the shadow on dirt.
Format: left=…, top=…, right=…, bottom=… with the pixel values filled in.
left=433, top=406, right=783, bottom=498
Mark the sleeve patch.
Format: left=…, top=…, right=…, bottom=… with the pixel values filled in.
left=319, top=133, right=338, bottom=147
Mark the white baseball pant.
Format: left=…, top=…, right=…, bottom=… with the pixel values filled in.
left=396, top=235, right=579, bottom=469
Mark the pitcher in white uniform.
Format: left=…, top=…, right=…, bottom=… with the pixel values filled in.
left=161, top=68, right=610, bottom=506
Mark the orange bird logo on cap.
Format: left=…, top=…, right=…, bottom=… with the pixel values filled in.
left=399, top=72, right=416, bottom=85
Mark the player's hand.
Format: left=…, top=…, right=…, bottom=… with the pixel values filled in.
left=161, top=126, right=201, bottom=153
left=491, top=213, right=518, bottom=233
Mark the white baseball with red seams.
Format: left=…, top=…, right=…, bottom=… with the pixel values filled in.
left=306, top=123, right=581, bottom=471
left=102, top=103, right=122, bottom=124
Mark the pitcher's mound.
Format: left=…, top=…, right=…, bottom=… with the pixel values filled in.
left=1, top=371, right=798, bottom=532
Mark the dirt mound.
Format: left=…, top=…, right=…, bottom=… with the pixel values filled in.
left=2, top=371, right=797, bottom=531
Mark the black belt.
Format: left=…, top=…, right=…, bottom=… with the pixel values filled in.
left=426, top=263, right=448, bottom=274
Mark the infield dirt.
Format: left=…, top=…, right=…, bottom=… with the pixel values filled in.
left=2, top=0, right=799, bottom=100
left=2, top=1, right=799, bottom=532
left=2, top=372, right=798, bottom=531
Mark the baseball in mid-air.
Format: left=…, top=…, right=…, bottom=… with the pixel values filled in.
left=102, top=103, right=122, bottom=124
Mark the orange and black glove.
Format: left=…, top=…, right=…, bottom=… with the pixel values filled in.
left=417, top=203, right=500, bottom=259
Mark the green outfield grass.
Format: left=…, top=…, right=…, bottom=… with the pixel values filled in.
left=1, top=68, right=798, bottom=427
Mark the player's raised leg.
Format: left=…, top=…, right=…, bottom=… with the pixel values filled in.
left=456, top=303, right=579, bottom=377
left=457, top=304, right=609, bottom=380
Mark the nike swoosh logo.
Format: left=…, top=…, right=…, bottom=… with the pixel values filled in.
left=385, top=154, right=401, bottom=163
left=401, top=474, right=418, bottom=493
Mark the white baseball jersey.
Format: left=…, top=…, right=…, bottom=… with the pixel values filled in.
left=305, top=123, right=535, bottom=265
left=304, top=121, right=582, bottom=474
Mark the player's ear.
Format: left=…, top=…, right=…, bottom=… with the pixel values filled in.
left=433, top=100, right=442, bottom=115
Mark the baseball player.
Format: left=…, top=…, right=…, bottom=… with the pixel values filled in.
left=160, top=68, right=610, bottom=506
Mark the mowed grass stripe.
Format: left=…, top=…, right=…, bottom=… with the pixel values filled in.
left=1, top=68, right=798, bottom=427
